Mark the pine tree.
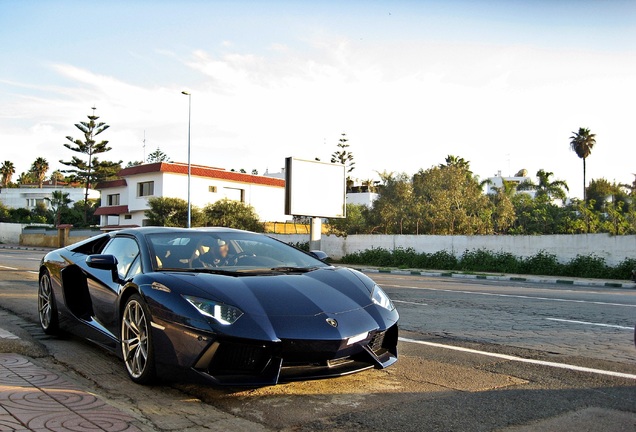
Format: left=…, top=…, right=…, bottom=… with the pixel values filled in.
left=60, top=107, right=122, bottom=222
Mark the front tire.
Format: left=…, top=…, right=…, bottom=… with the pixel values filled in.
left=38, top=272, right=59, bottom=335
left=121, top=294, right=156, bottom=384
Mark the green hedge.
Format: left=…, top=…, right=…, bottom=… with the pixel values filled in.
left=339, top=247, right=636, bottom=280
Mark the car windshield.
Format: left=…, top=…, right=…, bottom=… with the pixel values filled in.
left=147, top=231, right=329, bottom=273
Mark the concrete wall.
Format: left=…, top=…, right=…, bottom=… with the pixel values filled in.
left=272, top=233, right=636, bottom=266
left=5, top=220, right=634, bottom=266
left=0, top=223, right=100, bottom=248
left=0, top=223, right=26, bottom=244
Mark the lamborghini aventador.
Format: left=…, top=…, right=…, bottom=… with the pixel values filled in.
left=38, top=227, right=399, bottom=385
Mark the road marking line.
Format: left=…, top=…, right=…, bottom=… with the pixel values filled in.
left=546, top=318, right=633, bottom=330
left=399, top=337, right=636, bottom=380
left=0, top=328, right=19, bottom=339
left=0, top=265, right=18, bottom=270
left=393, top=300, right=428, bottom=306
left=383, top=284, right=636, bottom=308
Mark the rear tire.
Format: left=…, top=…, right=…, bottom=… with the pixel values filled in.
left=121, top=294, right=156, bottom=384
left=38, top=272, right=59, bottom=335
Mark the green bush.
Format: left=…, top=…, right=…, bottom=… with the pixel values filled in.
left=609, top=258, right=636, bottom=280
left=427, top=250, right=459, bottom=270
left=459, top=249, right=521, bottom=273
left=339, top=247, right=634, bottom=280
left=563, top=254, right=610, bottom=279
left=521, top=250, right=561, bottom=276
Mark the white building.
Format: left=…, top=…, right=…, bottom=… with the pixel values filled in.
left=346, top=190, right=379, bottom=207
left=0, top=183, right=97, bottom=210
left=95, top=162, right=290, bottom=229
left=485, top=171, right=534, bottom=197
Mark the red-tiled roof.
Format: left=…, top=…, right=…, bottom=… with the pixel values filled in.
left=94, top=205, right=130, bottom=216
left=100, top=224, right=140, bottom=231
left=95, top=179, right=127, bottom=189
left=116, top=162, right=285, bottom=187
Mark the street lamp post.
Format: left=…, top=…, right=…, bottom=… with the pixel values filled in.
left=181, top=91, right=191, bottom=228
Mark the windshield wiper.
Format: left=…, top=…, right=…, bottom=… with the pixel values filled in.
left=159, top=267, right=241, bottom=276
left=270, top=266, right=318, bottom=274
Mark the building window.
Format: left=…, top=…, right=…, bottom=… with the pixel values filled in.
left=138, top=181, right=154, bottom=197
left=124, top=214, right=132, bottom=220
left=208, top=186, right=217, bottom=193
left=107, top=194, right=120, bottom=206
left=224, top=187, right=245, bottom=202
left=25, top=198, right=45, bottom=208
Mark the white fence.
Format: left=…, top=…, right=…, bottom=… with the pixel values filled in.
left=3, top=222, right=634, bottom=266
left=0, top=223, right=26, bottom=244
left=272, top=233, right=636, bottom=266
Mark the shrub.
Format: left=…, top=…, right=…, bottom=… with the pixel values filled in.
left=339, top=247, right=633, bottom=280
left=608, top=258, right=636, bottom=280
left=563, top=254, right=610, bottom=279
left=521, top=250, right=561, bottom=276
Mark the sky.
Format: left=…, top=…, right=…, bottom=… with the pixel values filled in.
left=1, top=0, right=636, bottom=199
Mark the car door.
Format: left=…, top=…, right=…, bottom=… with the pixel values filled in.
left=87, top=236, right=141, bottom=335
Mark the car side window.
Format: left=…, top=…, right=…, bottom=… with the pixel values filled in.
left=102, top=237, right=140, bottom=279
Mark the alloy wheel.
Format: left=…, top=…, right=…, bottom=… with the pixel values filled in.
left=38, top=273, right=58, bottom=334
left=121, top=298, right=150, bottom=380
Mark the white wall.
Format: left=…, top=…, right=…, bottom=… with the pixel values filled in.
left=0, top=222, right=26, bottom=244
left=346, top=192, right=379, bottom=207
left=271, top=233, right=636, bottom=266
left=0, top=187, right=98, bottom=210
left=115, top=171, right=290, bottom=225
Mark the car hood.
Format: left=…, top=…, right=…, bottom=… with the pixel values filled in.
left=161, top=266, right=394, bottom=341
left=179, top=266, right=374, bottom=317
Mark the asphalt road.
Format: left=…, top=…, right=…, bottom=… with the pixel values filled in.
left=0, top=247, right=635, bottom=431
left=373, top=272, right=636, bottom=365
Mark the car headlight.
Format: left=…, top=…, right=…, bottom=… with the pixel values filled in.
left=183, top=295, right=244, bottom=325
left=371, top=284, right=395, bottom=311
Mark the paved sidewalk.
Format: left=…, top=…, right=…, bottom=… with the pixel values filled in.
left=0, top=353, right=141, bottom=432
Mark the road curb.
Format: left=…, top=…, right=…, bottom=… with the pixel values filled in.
left=354, top=267, right=636, bottom=289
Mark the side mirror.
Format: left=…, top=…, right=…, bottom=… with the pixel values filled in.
left=309, top=250, right=329, bottom=262
left=86, top=254, right=118, bottom=269
left=86, top=254, right=121, bottom=283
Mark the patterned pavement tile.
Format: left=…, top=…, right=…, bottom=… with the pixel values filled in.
left=0, top=354, right=141, bottom=432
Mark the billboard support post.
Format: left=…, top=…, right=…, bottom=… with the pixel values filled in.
left=310, top=217, right=322, bottom=251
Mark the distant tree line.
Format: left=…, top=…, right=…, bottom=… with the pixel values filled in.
left=3, top=114, right=635, bottom=237
left=328, top=155, right=636, bottom=236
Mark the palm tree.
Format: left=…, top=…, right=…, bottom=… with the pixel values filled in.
left=569, top=127, right=596, bottom=201
left=50, top=170, right=64, bottom=187
left=439, top=155, right=471, bottom=171
left=0, top=161, right=15, bottom=187
left=30, top=157, right=49, bottom=188
left=17, top=172, right=34, bottom=185
left=45, top=190, right=71, bottom=226
left=518, top=169, right=569, bottom=204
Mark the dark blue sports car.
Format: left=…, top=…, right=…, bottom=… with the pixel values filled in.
left=38, top=227, right=399, bottom=386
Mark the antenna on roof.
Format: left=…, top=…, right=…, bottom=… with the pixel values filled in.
left=143, top=130, right=146, bottom=162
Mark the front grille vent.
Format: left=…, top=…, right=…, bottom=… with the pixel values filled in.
left=367, top=330, right=386, bottom=355
left=210, top=342, right=270, bottom=373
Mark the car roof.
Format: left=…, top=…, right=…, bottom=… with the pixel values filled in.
left=112, top=226, right=254, bottom=236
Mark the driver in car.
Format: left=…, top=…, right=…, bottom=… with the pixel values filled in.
left=193, top=238, right=233, bottom=267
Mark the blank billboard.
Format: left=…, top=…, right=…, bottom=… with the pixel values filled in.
left=284, top=157, right=346, bottom=218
